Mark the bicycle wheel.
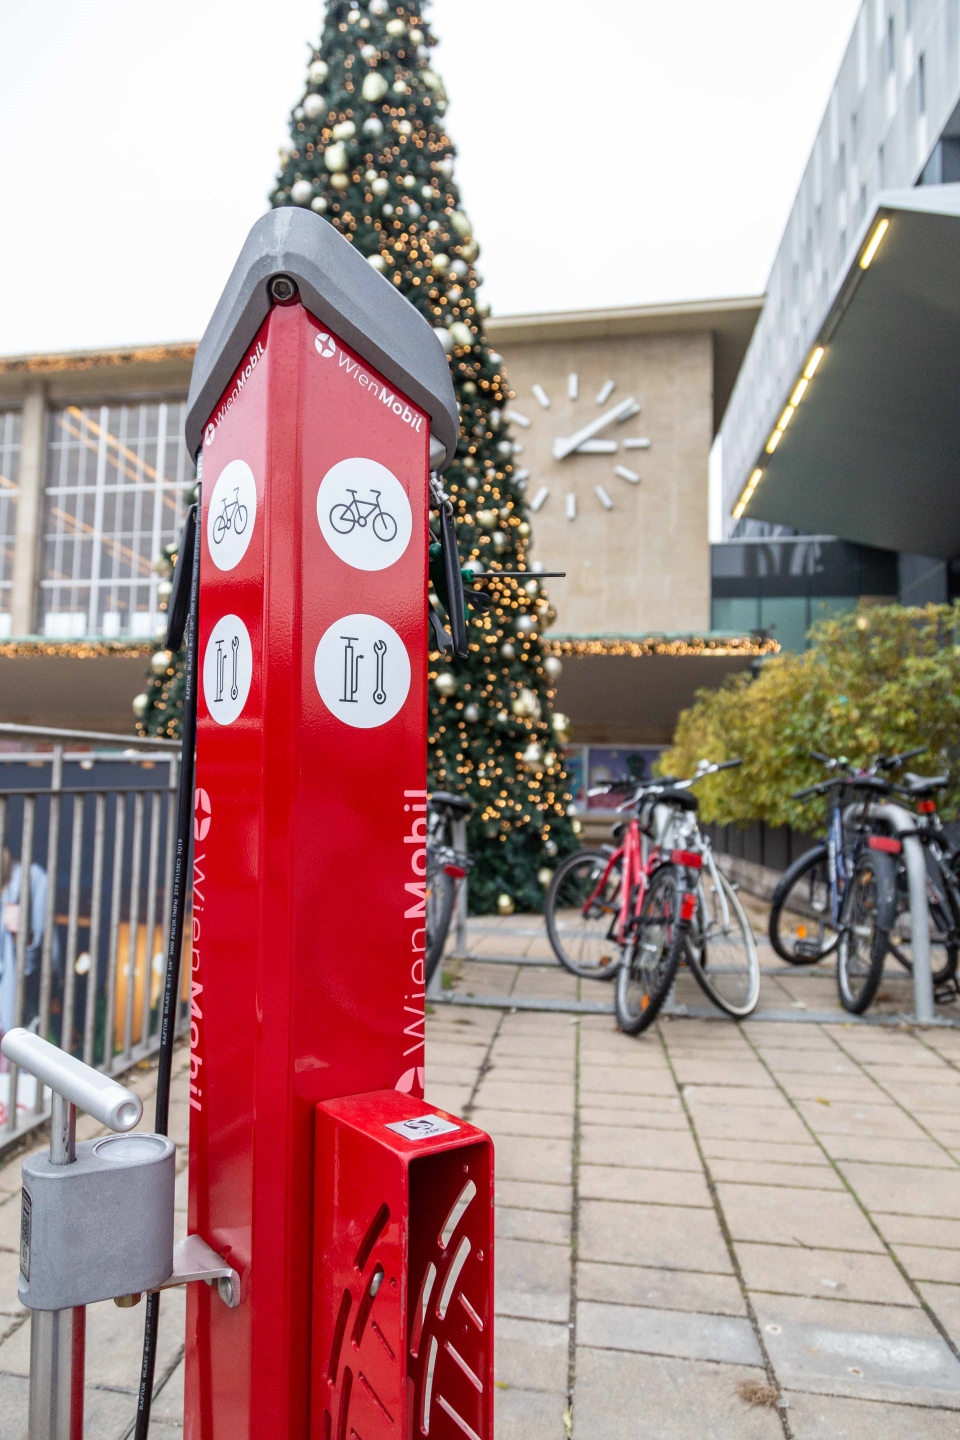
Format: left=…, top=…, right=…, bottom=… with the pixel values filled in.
left=234, top=503, right=248, bottom=535
left=425, top=856, right=456, bottom=984
left=615, top=867, right=686, bottom=1034
left=329, top=503, right=357, bottom=535
left=545, top=849, right=623, bottom=979
left=837, top=850, right=896, bottom=1014
left=212, top=513, right=227, bottom=546
left=768, top=844, right=840, bottom=964
left=687, top=866, right=760, bottom=1017
left=372, top=509, right=398, bottom=543
left=887, top=856, right=959, bottom=985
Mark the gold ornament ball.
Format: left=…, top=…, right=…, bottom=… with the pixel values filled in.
left=518, top=521, right=530, bottom=537
left=150, top=649, right=173, bottom=675
left=311, top=196, right=328, bottom=213
left=449, top=321, right=474, bottom=348
left=332, top=119, right=356, bottom=140
left=362, top=72, right=389, bottom=102
left=521, top=741, right=544, bottom=768
left=434, top=672, right=457, bottom=696
left=551, top=712, right=572, bottom=744
left=432, top=254, right=450, bottom=273
left=537, top=868, right=554, bottom=888
left=368, top=254, right=387, bottom=271
left=385, top=17, right=406, bottom=35
left=544, top=655, right=563, bottom=682
left=496, top=709, right=509, bottom=723
left=330, top=172, right=350, bottom=191
left=308, top=59, right=329, bottom=84
left=475, top=510, right=497, bottom=530
left=571, top=818, right=583, bottom=836
left=497, top=893, right=515, bottom=916
left=324, top=141, right=348, bottom=173
left=371, top=176, right=389, bottom=196
left=132, top=692, right=149, bottom=719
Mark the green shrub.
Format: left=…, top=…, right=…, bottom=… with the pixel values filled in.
left=660, top=604, right=960, bottom=830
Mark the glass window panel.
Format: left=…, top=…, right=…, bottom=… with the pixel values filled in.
left=712, top=597, right=760, bottom=633
left=0, top=410, right=22, bottom=623
left=38, top=402, right=194, bottom=636
left=760, top=596, right=809, bottom=653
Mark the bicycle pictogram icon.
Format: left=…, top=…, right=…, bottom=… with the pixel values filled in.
left=328, top=489, right=398, bottom=544
left=212, top=487, right=249, bottom=546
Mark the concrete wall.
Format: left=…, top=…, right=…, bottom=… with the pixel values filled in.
left=494, top=330, right=713, bottom=637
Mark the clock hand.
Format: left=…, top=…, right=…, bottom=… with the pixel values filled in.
left=552, top=397, right=638, bottom=461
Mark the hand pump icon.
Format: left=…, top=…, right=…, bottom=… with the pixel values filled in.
left=157, top=209, right=495, bottom=1440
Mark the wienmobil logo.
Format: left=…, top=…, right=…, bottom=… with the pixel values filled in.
left=330, top=347, right=425, bottom=435
left=204, top=340, right=266, bottom=446
left=315, top=332, right=337, bottom=359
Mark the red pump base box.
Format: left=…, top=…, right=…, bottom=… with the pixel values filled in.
left=313, top=1091, right=494, bottom=1440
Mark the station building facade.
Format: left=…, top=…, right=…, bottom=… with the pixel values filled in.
left=716, top=0, right=960, bottom=600
left=0, top=298, right=768, bottom=802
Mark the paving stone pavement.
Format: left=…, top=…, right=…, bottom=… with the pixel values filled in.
left=1, top=916, right=960, bottom=1436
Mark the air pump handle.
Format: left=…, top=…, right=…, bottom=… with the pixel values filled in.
left=1, top=1028, right=142, bottom=1132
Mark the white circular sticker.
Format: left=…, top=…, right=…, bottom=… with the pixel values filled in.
left=314, top=614, right=411, bottom=729
left=207, top=460, right=257, bottom=571
left=203, top=615, right=253, bottom=725
left=316, top=457, right=412, bottom=572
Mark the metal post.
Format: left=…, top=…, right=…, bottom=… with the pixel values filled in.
left=855, top=802, right=934, bottom=1024
left=28, top=1091, right=85, bottom=1440
left=451, top=814, right=469, bottom=959
left=36, top=745, right=64, bottom=1071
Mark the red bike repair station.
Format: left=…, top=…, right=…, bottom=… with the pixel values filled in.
left=6, top=210, right=495, bottom=1440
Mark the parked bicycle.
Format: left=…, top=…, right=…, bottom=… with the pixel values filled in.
left=544, top=761, right=759, bottom=1033
left=424, top=791, right=473, bottom=984
left=767, top=748, right=960, bottom=1013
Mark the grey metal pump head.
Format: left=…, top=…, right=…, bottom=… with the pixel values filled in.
left=185, top=208, right=459, bottom=470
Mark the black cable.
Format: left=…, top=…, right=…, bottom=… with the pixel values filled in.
left=134, top=496, right=200, bottom=1440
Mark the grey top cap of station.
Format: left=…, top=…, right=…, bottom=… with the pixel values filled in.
left=185, top=208, right=459, bottom=468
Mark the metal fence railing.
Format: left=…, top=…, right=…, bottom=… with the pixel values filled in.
left=0, top=723, right=188, bottom=1149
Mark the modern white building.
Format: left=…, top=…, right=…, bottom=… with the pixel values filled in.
left=717, top=0, right=960, bottom=610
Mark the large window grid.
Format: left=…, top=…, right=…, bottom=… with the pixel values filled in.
left=0, top=411, right=21, bottom=636
left=39, top=402, right=194, bottom=639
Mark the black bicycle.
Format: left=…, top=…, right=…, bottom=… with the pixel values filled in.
left=769, top=749, right=925, bottom=967
left=424, top=791, right=473, bottom=983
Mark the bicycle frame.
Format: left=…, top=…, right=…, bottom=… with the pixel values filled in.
left=582, top=816, right=660, bottom=947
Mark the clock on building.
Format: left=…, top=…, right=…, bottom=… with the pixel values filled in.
left=503, top=373, right=652, bottom=521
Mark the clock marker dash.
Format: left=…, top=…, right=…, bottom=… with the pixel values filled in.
left=596, top=379, right=615, bottom=405
left=532, top=384, right=551, bottom=409
left=530, top=487, right=549, bottom=512
left=615, top=465, right=640, bottom=484
left=616, top=399, right=641, bottom=422
left=506, top=409, right=531, bottom=428
left=595, top=485, right=614, bottom=510
left=623, top=437, right=652, bottom=450
left=567, top=373, right=579, bottom=401
left=565, top=493, right=577, bottom=521
left=513, top=467, right=530, bottom=483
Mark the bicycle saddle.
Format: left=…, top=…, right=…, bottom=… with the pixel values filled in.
left=905, top=773, right=949, bottom=795
left=656, top=788, right=699, bottom=812
left=430, top=790, right=473, bottom=818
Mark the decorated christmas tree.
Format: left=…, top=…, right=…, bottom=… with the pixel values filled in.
left=139, top=0, right=577, bottom=912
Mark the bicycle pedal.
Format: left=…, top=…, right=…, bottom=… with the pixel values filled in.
left=794, top=942, right=822, bottom=959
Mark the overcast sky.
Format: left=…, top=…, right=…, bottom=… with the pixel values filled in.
left=0, top=0, right=862, bottom=356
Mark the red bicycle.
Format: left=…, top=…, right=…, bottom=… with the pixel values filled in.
left=545, top=761, right=750, bottom=1032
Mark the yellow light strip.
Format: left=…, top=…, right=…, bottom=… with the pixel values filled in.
left=859, top=217, right=889, bottom=269
left=732, top=468, right=763, bottom=520
left=790, top=377, right=808, bottom=406
left=765, top=428, right=782, bottom=454
left=804, top=346, right=825, bottom=379
left=777, top=404, right=796, bottom=432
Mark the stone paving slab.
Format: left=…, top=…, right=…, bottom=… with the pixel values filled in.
left=2, top=912, right=960, bottom=1435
